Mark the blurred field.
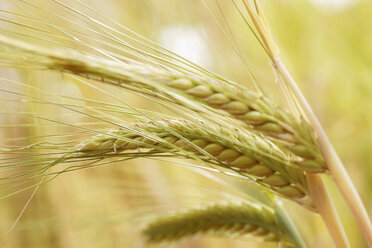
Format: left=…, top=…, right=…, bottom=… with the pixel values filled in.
left=0, top=0, right=371, bottom=247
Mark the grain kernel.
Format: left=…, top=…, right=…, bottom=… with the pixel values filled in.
left=204, top=143, right=225, bottom=156
left=231, top=155, right=256, bottom=169
left=287, top=145, right=314, bottom=159
left=297, top=159, right=325, bottom=173
left=246, top=165, right=274, bottom=177
left=240, top=111, right=271, bottom=124
left=99, top=139, right=115, bottom=150
left=205, top=93, right=230, bottom=105
left=163, top=136, right=178, bottom=144
left=257, top=122, right=284, bottom=133
left=276, top=185, right=305, bottom=198
left=187, top=85, right=213, bottom=98
left=174, top=139, right=188, bottom=148
left=114, top=139, right=126, bottom=148
left=223, top=101, right=249, bottom=115
left=216, top=149, right=240, bottom=162
left=167, top=78, right=193, bottom=90
left=262, top=174, right=289, bottom=187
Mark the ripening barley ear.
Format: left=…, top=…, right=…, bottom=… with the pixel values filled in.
left=74, top=119, right=313, bottom=208
left=165, top=76, right=326, bottom=173
left=141, top=201, right=294, bottom=247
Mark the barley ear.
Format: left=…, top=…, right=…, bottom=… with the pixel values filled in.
left=75, top=119, right=312, bottom=207
left=142, top=201, right=294, bottom=247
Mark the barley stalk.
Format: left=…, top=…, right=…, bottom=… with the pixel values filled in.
left=75, top=119, right=312, bottom=207
left=142, top=201, right=293, bottom=247
left=0, top=34, right=325, bottom=173
left=232, top=1, right=371, bottom=245
left=237, top=1, right=359, bottom=246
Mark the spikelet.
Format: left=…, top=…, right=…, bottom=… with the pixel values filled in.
left=142, top=201, right=293, bottom=247
left=76, top=119, right=311, bottom=205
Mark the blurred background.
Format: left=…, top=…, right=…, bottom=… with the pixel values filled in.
left=0, top=0, right=371, bottom=247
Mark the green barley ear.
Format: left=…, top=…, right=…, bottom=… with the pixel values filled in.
left=0, top=34, right=325, bottom=173
left=165, top=76, right=326, bottom=173
left=142, top=201, right=293, bottom=247
left=75, top=119, right=312, bottom=208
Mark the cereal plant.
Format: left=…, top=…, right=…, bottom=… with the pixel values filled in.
left=0, top=0, right=371, bottom=247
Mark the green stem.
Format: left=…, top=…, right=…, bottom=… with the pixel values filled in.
left=274, top=200, right=307, bottom=248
